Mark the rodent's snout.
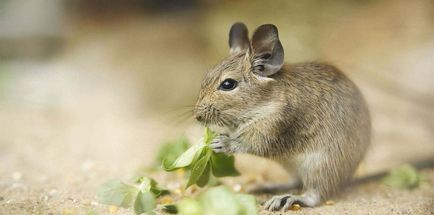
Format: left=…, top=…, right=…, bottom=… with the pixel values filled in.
left=193, top=103, right=204, bottom=123
left=193, top=102, right=213, bottom=124
left=195, top=115, right=203, bottom=122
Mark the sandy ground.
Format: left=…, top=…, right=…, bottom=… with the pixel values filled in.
left=1, top=1, right=434, bottom=214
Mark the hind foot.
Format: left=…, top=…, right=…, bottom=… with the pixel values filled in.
left=263, top=190, right=321, bottom=211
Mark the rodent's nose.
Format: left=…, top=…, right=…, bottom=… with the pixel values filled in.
left=195, top=115, right=203, bottom=122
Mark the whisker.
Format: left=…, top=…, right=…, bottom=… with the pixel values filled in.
left=163, top=106, right=196, bottom=126
left=172, top=114, right=195, bottom=126
left=159, top=103, right=196, bottom=115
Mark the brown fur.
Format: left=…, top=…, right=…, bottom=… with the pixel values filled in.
left=194, top=23, right=371, bottom=208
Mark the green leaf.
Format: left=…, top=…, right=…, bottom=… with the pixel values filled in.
left=176, top=198, right=203, bottom=215
left=133, top=176, right=168, bottom=197
left=207, top=175, right=221, bottom=187
left=204, top=128, right=217, bottom=145
left=382, top=164, right=421, bottom=189
left=196, top=161, right=211, bottom=187
left=163, top=128, right=240, bottom=189
left=186, top=149, right=212, bottom=188
left=156, top=137, right=190, bottom=167
left=86, top=208, right=99, bottom=215
left=210, top=153, right=240, bottom=177
left=236, top=194, right=258, bottom=215
left=162, top=204, right=178, bottom=214
left=175, top=186, right=258, bottom=215
left=163, top=143, right=206, bottom=171
left=97, top=179, right=139, bottom=208
left=97, top=176, right=163, bottom=215
left=199, top=187, right=242, bottom=215
left=134, top=191, right=156, bottom=215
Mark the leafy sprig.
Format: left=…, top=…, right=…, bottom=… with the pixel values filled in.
left=97, top=177, right=167, bottom=215
left=97, top=128, right=247, bottom=214
left=163, top=128, right=240, bottom=188
left=382, top=164, right=424, bottom=189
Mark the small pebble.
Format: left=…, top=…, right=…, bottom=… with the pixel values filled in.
left=0, top=196, right=4, bottom=201
left=233, top=184, right=242, bottom=192
left=67, top=197, right=78, bottom=203
left=12, top=172, right=22, bottom=180
left=49, top=189, right=58, bottom=196
left=39, top=194, right=49, bottom=202
left=80, top=160, right=95, bottom=172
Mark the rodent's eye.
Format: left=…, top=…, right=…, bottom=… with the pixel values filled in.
left=219, top=78, right=238, bottom=91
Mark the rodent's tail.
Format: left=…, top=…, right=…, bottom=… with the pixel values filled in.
left=351, top=157, right=434, bottom=186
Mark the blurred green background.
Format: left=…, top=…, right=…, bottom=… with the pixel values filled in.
left=0, top=0, right=433, bottom=214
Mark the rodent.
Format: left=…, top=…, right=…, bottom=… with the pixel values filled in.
left=193, top=22, right=371, bottom=211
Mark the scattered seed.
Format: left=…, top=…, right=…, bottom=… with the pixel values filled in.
left=290, top=203, right=301, bottom=211
left=325, top=200, right=335, bottom=205
left=62, top=208, right=77, bottom=215
left=186, top=186, right=198, bottom=195
left=176, top=169, right=185, bottom=178
left=159, top=196, right=173, bottom=204
left=83, top=200, right=91, bottom=206
left=173, top=188, right=183, bottom=195
left=245, top=174, right=259, bottom=184
left=109, top=205, right=118, bottom=213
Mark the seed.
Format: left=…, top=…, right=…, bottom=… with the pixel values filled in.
left=109, top=205, right=118, bottom=213
left=290, top=203, right=301, bottom=211
left=159, top=196, right=174, bottom=204
left=325, top=200, right=335, bottom=205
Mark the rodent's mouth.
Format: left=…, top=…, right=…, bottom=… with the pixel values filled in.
left=194, top=105, right=234, bottom=128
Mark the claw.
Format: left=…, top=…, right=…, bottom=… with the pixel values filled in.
left=209, top=134, right=231, bottom=154
left=281, top=197, right=296, bottom=211
left=264, top=194, right=291, bottom=211
left=264, top=191, right=321, bottom=211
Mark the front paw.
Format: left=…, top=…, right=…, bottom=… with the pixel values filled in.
left=210, top=134, right=232, bottom=154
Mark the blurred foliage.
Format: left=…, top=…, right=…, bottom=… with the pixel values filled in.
left=174, top=186, right=258, bottom=215
left=155, top=137, right=190, bottom=169
left=382, top=164, right=424, bottom=189
left=97, top=176, right=167, bottom=215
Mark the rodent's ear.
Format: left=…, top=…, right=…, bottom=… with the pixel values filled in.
left=229, top=22, right=250, bottom=54
left=251, top=24, right=284, bottom=76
